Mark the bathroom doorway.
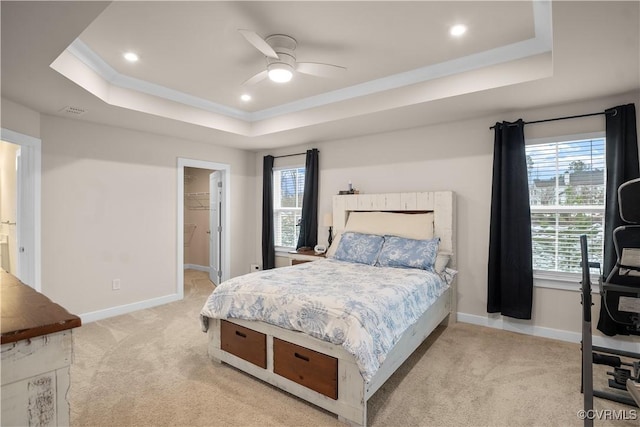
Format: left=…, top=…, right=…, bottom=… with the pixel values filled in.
left=0, top=129, right=41, bottom=290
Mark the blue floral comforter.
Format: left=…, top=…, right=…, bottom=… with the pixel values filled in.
left=200, top=258, right=450, bottom=382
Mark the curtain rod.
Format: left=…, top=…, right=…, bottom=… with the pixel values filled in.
left=273, top=151, right=318, bottom=159
left=274, top=152, right=305, bottom=159
left=489, top=109, right=616, bottom=130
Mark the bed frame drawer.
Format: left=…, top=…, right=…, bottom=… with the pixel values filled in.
left=220, top=320, right=266, bottom=369
left=273, top=338, right=338, bottom=399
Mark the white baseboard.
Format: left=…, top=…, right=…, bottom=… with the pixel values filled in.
left=457, top=312, right=639, bottom=354
left=80, top=293, right=182, bottom=324
left=184, top=264, right=210, bottom=272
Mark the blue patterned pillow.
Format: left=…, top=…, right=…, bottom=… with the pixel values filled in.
left=377, top=236, right=440, bottom=271
left=333, top=232, right=385, bottom=265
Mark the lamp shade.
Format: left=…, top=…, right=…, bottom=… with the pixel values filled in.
left=323, top=213, right=333, bottom=227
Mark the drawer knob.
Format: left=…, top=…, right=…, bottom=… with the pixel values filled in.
left=294, top=352, right=310, bottom=362
left=235, top=330, right=247, bottom=338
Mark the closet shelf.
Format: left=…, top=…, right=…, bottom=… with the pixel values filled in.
left=185, top=192, right=210, bottom=210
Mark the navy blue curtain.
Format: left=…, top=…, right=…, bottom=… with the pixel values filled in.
left=261, top=155, right=275, bottom=270
left=487, top=120, right=534, bottom=319
left=296, top=149, right=319, bottom=250
left=597, top=103, right=639, bottom=336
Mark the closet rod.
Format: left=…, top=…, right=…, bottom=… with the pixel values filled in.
left=489, top=109, right=616, bottom=130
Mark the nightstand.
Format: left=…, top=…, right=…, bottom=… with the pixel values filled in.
left=288, top=249, right=326, bottom=265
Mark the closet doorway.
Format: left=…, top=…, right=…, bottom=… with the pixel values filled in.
left=177, top=159, right=230, bottom=297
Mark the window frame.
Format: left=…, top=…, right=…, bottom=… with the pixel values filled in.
left=272, top=165, right=305, bottom=252
left=525, top=132, right=606, bottom=291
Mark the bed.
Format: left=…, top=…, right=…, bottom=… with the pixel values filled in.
left=200, top=191, right=456, bottom=426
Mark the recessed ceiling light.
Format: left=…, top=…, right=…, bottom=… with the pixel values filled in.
left=123, top=52, right=139, bottom=62
left=241, top=94, right=252, bottom=102
left=450, top=24, right=467, bottom=37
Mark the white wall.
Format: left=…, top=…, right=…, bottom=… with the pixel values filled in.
left=256, top=91, right=640, bottom=345
left=1, top=98, right=41, bottom=138
left=39, top=115, right=256, bottom=317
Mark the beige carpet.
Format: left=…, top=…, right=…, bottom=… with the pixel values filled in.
left=70, top=270, right=637, bottom=427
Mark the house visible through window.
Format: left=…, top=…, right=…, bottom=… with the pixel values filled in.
left=526, top=137, right=605, bottom=274
left=273, top=167, right=305, bottom=249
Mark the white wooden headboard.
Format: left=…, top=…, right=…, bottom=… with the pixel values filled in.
left=332, top=191, right=456, bottom=255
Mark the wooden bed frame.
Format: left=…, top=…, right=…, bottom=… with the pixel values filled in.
left=205, top=191, right=456, bottom=426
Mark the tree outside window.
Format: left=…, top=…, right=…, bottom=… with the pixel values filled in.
left=526, top=138, right=605, bottom=273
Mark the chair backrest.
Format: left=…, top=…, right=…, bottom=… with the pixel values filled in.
left=618, top=178, right=640, bottom=224
left=607, top=178, right=640, bottom=285
left=601, top=178, right=640, bottom=335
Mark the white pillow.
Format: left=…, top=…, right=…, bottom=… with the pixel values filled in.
left=345, top=211, right=434, bottom=240
left=434, top=252, right=452, bottom=274
left=326, top=233, right=342, bottom=258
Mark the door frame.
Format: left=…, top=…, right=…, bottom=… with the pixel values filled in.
left=1, top=128, right=41, bottom=291
left=209, top=170, right=224, bottom=285
left=177, top=158, right=230, bottom=298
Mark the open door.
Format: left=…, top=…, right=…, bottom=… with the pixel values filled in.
left=16, top=146, right=35, bottom=287
left=209, top=171, right=224, bottom=285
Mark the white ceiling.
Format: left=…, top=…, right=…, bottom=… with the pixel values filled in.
left=1, top=1, right=639, bottom=150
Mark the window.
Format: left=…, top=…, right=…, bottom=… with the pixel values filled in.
left=273, top=167, right=305, bottom=249
left=526, top=137, right=605, bottom=274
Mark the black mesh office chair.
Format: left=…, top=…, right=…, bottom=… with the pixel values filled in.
left=601, top=177, right=640, bottom=335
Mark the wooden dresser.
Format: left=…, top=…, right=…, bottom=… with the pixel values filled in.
left=1, top=270, right=81, bottom=426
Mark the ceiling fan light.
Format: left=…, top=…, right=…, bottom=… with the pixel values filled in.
left=268, top=64, right=293, bottom=83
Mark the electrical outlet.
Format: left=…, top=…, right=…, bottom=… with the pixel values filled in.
left=112, top=279, right=121, bottom=290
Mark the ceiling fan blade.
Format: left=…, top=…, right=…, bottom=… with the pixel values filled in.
left=296, top=62, right=347, bottom=78
left=238, top=29, right=279, bottom=59
left=242, top=70, right=268, bottom=86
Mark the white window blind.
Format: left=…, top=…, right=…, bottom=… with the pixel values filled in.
left=526, top=138, right=605, bottom=273
left=273, top=167, right=305, bottom=248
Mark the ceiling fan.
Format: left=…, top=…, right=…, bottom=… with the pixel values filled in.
left=239, top=29, right=347, bottom=85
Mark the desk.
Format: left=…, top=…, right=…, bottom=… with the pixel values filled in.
left=1, top=270, right=81, bottom=426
